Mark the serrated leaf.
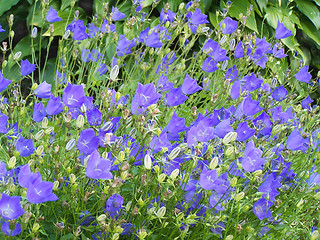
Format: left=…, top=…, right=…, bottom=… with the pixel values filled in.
left=295, top=0, right=320, bottom=29
left=222, top=0, right=258, bottom=33
left=0, top=0, right=21, bottom=16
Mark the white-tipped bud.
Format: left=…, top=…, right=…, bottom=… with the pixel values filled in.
left=101, top=121, right=113, bottom=131
left=144, top=154, right=152, bottom=170
left=223, top=132, right=237, bottom=145
left=8, top=156, right=16, bottom=169
left=34, top=129, right=44, bottom=141
left=209, top=157, right=218, bottom=170
left=201, top=27, right=210, bottom=33
left=297, top=199, right=304, bottom=208
left=229, top=39, right=236, bottom=50
left=53, top=181, right=59, bottom=191
left=63, top=30, right=71, bottom=39
left=220, top=35, right=227, bottom=45
left=311, top=230, right=319, bottom=240
left=80, top=104, right=87, bottom=113
left=110, top=65, right=119, bottom=81
left=168, top=147, right=181, bottom=160
left=31, top=27, right=38, bottom=38
left=225, top=235, right=234, bottom=240
left=42, top=117, right=48, bottom=128
left=271, top=78, right=277, bottom=88
left=13, top=51, right=22, bottom=61
left=76, top=115, right=84, bottom=128
left=170, top=169, right=179, bottom=180
left=156, top=206, right=166, bottom=218
left=65, top=139, right=76, bottom=151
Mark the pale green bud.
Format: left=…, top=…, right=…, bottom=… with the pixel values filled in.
left=168, top=147, right=181, bottom=160
left=314, top=192, right=320, bottom=200
left=311, top=230, right=319, bottom=240
left=144, top=154, right=152, bottom=170
left=36, top=145, right=44, bottom=156
left=112, top=233, right=119, bottom=240
left=225, top=146, right=234, bottom=156
left=225, top=235, right=233, bottom=240
left=125, top=201, right=132, bottom=211
left=53, top=181, right=59, bottom=191
left=223, top=132, right=237, bottom=145
left=76, top=115, right=84, bottom=128
left=13, top=51, right=21, bottom=61
left=158, top=173, right=166, bottom=183
left=234, top=192, right=245, bottom=201
left=230, top=177, right=237, bottom=187
left=209, top=157, right=218, bottom=170
left=69, top=174, right=76, bottom=184
left=97, top=214, right=107, bottom=222
left=65, top=139, right=76, bottom=151
left=41, top=117, right=48, bottom=128
left=253, top=170, right=262, bottom=177
left=170, top=169, right=179, bottom=181
left=32, top=223, right=40, bottom=233
left=156, top=206, right=166, bottom=218
left=44, top=126, right=54, bottom=135
left=296, top=199, right=304, bottom=208
left=34, top=129, right=44, bottom=141
left=8, top=156, right=16, bottom=169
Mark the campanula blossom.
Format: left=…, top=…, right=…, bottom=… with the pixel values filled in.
left=86, top=150, right=113, bottom=179
left=86, top=108, right=102, bottom=126
left=149, top=131, right=171, bottom=153
left=0, top=193, right=24, bottom=220
left=18, top=164, right=42, bottom=188
left=203, top=39, right=229, bottom=62
left=46, top=6, right=62, bottom=23
left=46, top=95, right=63, bottom=115
left=187, top=8, right=209, bottom=34
left=243, top=73, right=263, bottom=91
left=34, top=81, right=51, bottom=98
left=273, top=43, right=287, bottom=58
left=275, top=21, right=292, bottom=39
left=253, top=197, right=273, bottom=220
left=219, top=17, right=238, bottom=34
left=0, top=71, right=11, bottom=92
left=234, top=41, right=244, bottom=58
left=131, top=82, right=162, bottom=114
left=21, top=59, right=36, bottom=76
left=0, top=113, right=8, bottom=133
left=199, top=167, right=217, bottom=190
left=182, top=73, right=202, bottom=94
left=26, top=178, right=58, bottom=204
left=165, top=87, right=188, bottom=107
left=111, top=6, right=126, bottom=21
left=72, top=20, right=88, bottom=40
left=157, top=74, right=174, bottom=91
left=100, top=19, right=116, bottom=33
left=301, top=96, right=313, bottom=111
left=202, top=57, right=218, bottom=72
left=87, top=22, right=99, bottom=38
left=1, top=222, right=21, bottom=236
left=286, top=128, right=309, bottom=153
left=215, top=119, right=233, bottom=138
left=16, top=136, right=35, bottom=157
left=160, top=9, right=176, bottom=24
left=54, top=71, right=67, bottom=85
left=258, top=173, right=282, bottom=201
left=0, top=24, right=5, bottom=32
left=106, top=194, right=123, bottom=218
left=63, top=83, right=86, bottom=108
left=236, top=121, right=255, bottom=141
left=77, top=128, right=99, bottom=155
left=33, top=102, right=46, bottom=122
left=271, top=86, right=288, bottom=101
left=242, top=140, right=265, bottom=172
left=145, top=31, right=163, bottom=48
left=166, top=111, right=187, bottom=135
left=295, top=66, right=312, bottom=84
left=116, top=35, right=136, bottom=57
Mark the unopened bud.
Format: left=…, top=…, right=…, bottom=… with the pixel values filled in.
left=101, top=121, right=113, bottom=131
left=76, top=115, right=84, bottom=128
left=53, top=181, right=59, bottom=191
left=253, top=170, right=262, bottom=177
left=34, top=129, right=44, bottom=140
left=44, top=126, right=54, bottom=134
left=225, top=146, right=234, bottom=156
left=209, top=157, right=218, bottom=170
left=110, top=65, right=119, bottom=81
left=8, top=156, right=16, bottom=169
left=144, top=154, right=152, bottom=169
left=168, top=147, right=181, bottom=160
left=297, top=199, right=304, bottom=208
left=229, top=39, right=236, bottom=50
left=223, top=132, right=237, bottom=145
left=156, top=206, right=166, bottom=218
left=170, top=169, right=179, bottom=180
left=65, top=139, right=76, bottom=151
left=234, top=192, right=245, bottom=201
left=36, top=145, right=44, bottom=156
left=63, top=30, right=70, bottom=39
left=42, top=117, right=48, bottom=128
left=118, top=151, right=125, bottom=162
left=311, top=230, right=319, bottom=240
left=97, top=214, right=107, bottom=222
left=158, top=173, right=166, bottom=183
left=225, top=235, right=233, bottom=240
left=69, top=173, right=76, bottom=184
left=31, top=27, right=38, bottom=38
left=13, top=51, right=22, bottom=61
left=32, top=223, right=40, bottom=233
left=230, top=177, right=237, bottom=187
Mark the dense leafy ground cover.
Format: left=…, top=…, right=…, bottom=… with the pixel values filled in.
left=0, top=1, right=320, bottom=239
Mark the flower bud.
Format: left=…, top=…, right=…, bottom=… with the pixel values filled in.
left=115, top=92, right=121, bottom=102
left=101, top=121, right=113, bottom=131
left=168, top=147, right=181, bottom=160
left=314, top=192, right=320, bottom=200
left=223, top=132, right=237, bottom=145
left=230, top=177, right=237, bottom=187
left=156, top=206, right=166, bottom=218
left=229, top=39, right=236, bottom=50
left=311, top=230, right=319, bottom=240
left=42, top=117, right=48, bottom=128
left=158, top=173, right=166, bottom=183
left=31, top=27, right=38, bottom=38
left=110, top=65, right=119, bottom=81
left=13, top=51, right=22, bottom=61
left=118, top=151, right=125, bottom=162
left=112, top=233, right=119, bottom=240
left=225, top=235, right=233, bottom=240
left=69, top=173, right=76, bottom=184
left=63, top=30, right=70, bottom=39
left=209, top=157, right=218, bottom=170
left=53, top=181, right=59, bottom=191
left=220, top=35, right=227, bottom=45
left=253, top=170, right=262, bottom=176
left=221, top=60, right=228, bottom=71
left=170, top=169, right=179, bottom=181
left=8, top=156, right=16, bottom=169
left=179, top=2, right=185, bottom=11
left=76, top=115, right=84, bottom=128
left=297, top=199, right=304, bottom=208
left=34, top=129, right=44, bottom=141
left=44, top=126, right=54, bottom=135
left=97, top=214, right=107, bottom=222
left=144, top=154, right=152, bottom=169
left=225, top=146, right=234, bottom=156
left=65, top=139, right=76, bottom=151
left=36, top=145, right=44, bottom=156
left=80, top=104, right=87, bottom=113
left=234, top=192, right=245, bottom=201
left=125, top=201, right=132, bottom=211
left=32, top=223, right=40, bottom=233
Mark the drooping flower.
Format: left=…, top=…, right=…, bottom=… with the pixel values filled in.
left=182, top=73, right=202, bottom=94
left=149, top=131, right=171, bottom=153
left=295, top=66, right=312, bottom=84
left=219, top=17, right=238, bottom=34
left=16, top=136, right=35, bottom=157
left=215, top=119, right=233, bottom=138
left=73, top=20, right=89, bottom=41
left=34, top=81, right=51, bottom=98
left=62, top=83, right=86, bottom=108
left=202, top=57, right=218, bottom=72
left=286, top=128, right=309, bottom=153
left=21, top=59, right=36, bottom=76
left=46, top=6, right=62, bottom=23
left=33, top=102, right=46, bottom=122
left=258, top=173, right=282, bottom=201
left=243, top=73, right=263, bottom=92
left=275, top=21, right=292, bottom=39
left=160, top=9, right=176, bottom=24
left=145, top=31, right=162, bottom=48
left=0, top=71, right=11, bottom=92
left=105, top=194, right=123, bottom=218
left=26, top=178, right=58, bottom=204
left=111, top=6, right=126, bottom=21
left=253, top=197, right=273, bottom=220
left=116, top=35, right=136, bottom=57
left=77, top=128, right=99, bottom=155
left=301, top=96, right=313, bottom=111
left=0, top=193, right=24, bottom=220
left=236, top=121, right=255, bottom=141
left=157, top=74, right=174, bottom=91
left=86, top=150, right=113, bottom=179
left=46, top=95, right=64, bottom=115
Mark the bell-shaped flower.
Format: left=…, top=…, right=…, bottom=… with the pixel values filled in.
left=165, top=87, right=188, bottom=107
left=21, top=59, right=36, bottom=76
left=46, top=95, right=63, bottom=115
left=34, top=81, right=51, bottom=98
left=295, top=66, right=312, bottom=84
left=77, top=128, right=99, bottom=155
left=202, top=57, right=218, bottom=72
left=105, top=194, right=123, bottom=219
left=0, top=71, right=11, bottom=92
left=301, top=96, right=313, bottom=111
left=73, top=19, right=88, bottom=40
left=0, top=113, right=8, bottom=133
left=33, top=102, right=46, bottom=122
left=26, top=178, right=58, bottom=204
left=271, top=86, right=288, bottom=101
left=157, top=74, right=174, bottom=92
left=236, top=121, right=255, bottom=141
left=86, top=150, right=113, bottom=179
left=182, top=73, right=202, bottom=94
left=16, top=136, right=35, bottom=157
left=160, top=9, right=176, bottom=24
left=199, top=167, right=217, bottom=190
left=253, top=197, right=273, bottom=220
left=242, top=140, right=265, bottom=172
left=63, top=83, right=86, bottom=108
left=187, top=8, right=209, bottom=34
left=1, top=222, right=22, bottom=236
left=275, top=21, right=292, bottom=39
left=86, top=108, right=102, bottom=126
left=111, top=6, right=126, bottom=21
left=18, top=164, right=42, bottom=188
left=219, top=17, right=238, bottom=34
left=0, top=193, right=24, bottom=220
left=287, top=128, right=309, bottom=153
left=46, top=6, right=62, bottom=23
left=116, top=35, right=136, bottom=57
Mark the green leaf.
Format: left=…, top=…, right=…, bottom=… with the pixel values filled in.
left=298, top=16, right=320, bottom=46
left=93, top=0, right=104, bottom=20
left=222, top=0, right=258, bottom=33
left=264, top=6, right=296, bottom=35
left=167, top=0, right=184, bottom=12
left=314, top=0, right=320, bottom=7
left=142, top=0, right=153, bottom=8
left=295, top=0, right=320, bottom=29
left=0, top=0, right=20, bottom=15
left=255, top=0, right=268, bottom=11
left=61, top=0, right=78, bottom=11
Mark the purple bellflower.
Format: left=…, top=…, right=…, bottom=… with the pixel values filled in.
left=46, top=95, right=64, bottom=115
left=295, top=66, right=312, bottom=84
left=86, top=150, right=113, bottom=179
left=46, top=6, right=62, bottom=23
left=34, top=81, right=51, bottom=98
left=236, top=121, right=255, bottom=141
left=111, top=7, right=126, bottom=21
left=21, top=59, right=36, bottom=76
left=86, top=108, right=102, bottom=126
left=187, top=8, right=209, bottom=34
left=182, top=73, right=202, bottom=94
left=116, top=35, right=136, bottom=57
left=286, top=128, right=309, bottom=153
left=165, top=87, right=188, bottom=107
left=0, top=71, right=11, bottom=92
left=26, top=178, right=58, bottom=204
left=1, top=222, right=22, bottom=236
left=63, top=83, right=86, bottom=108
left=77, top=128, right=99, bottom=155
left=301, top=96, right=313, bottom=111
left=275, top=21, right=292, bottom=39
left=0, top=113, right=8, bottom=133
left=199, top=167, right=217, bottom=190
left=242, top=140, right=265, bottom=172
left=18, top=164, right=42, bottom=188
left=271, top=86, right=288, bottom=101
left=253, top=197, right=273, bottom=220
left=106, top=194, right=123, bottom=218
left=160, top=9, right=176, bottom=24
left=73, top=20, right=89, bottom=41
left=0, top=193, right=24, bottom=220
left=157, top=74, right=174, bottom=91
left=219, top=17, right=238, bottom=34
left=16, top=136, right=35, bottom=157
left=33, top=102, right=46, bottom=122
